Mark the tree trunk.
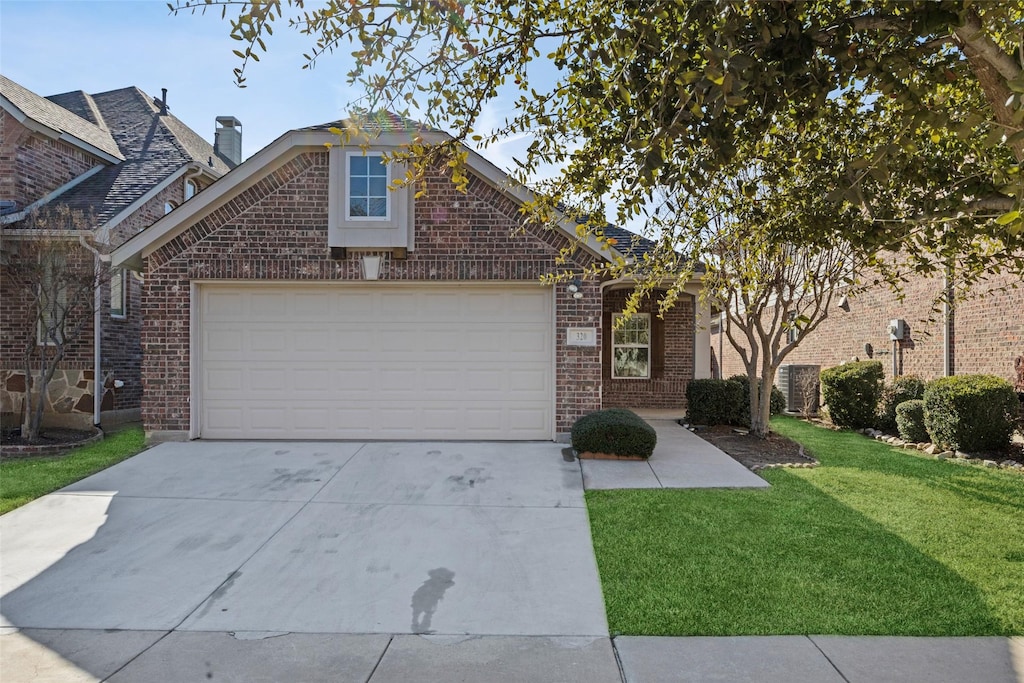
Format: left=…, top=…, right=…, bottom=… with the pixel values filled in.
left=750, top=371, right=775, bottom=439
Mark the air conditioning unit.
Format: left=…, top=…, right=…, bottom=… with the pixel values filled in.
left=777, top=364, right=821, bottom=415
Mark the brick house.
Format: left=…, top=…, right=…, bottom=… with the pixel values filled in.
left=1, top=75, right=235, bottom=429
left=710, top=266, right=1024, bottom=393
left=112, top=115, right=711, bottom=442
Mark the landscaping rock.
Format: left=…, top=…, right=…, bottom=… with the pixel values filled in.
left=924, top=444, right=939, bottom=455
left=935, top=452, right=951, bottom=460
left=983, top=460, right=999, bottom=468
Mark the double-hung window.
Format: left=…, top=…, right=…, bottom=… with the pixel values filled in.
left=612, top=313, right=651, bottom=378
left=346, top=152, right=389, bottom=220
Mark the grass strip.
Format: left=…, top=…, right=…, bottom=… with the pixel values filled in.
left=1, top=426, right=146, bottom=515
left=587, top=416, right=1024, bottom=636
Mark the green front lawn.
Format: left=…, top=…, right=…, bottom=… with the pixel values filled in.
left=587, top=416, right=1024, bottom=636
left=1, top=426, right=146, bottom=515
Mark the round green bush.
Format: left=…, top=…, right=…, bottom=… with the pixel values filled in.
left=819, top=361, right=884, bottom=429
left=571, top=408, right=657, bottom=459
left=686, top=379, right=744, bottom=425
left=923, top=375, right=1019, bottom=452
left=895, top=399, right=929, bottom=443
left=876, top=375, right=926, bottom=431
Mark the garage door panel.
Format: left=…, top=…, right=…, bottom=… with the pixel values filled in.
left=199, top=285, right=553, bottom=440
left=249, top=292, right=289, bottom=319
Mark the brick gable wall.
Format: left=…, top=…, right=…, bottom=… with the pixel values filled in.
left=0, top=110, right=105, bottom=210
left=712, top=269, right=1024, bottom=386
left=141, top=150, right=604, bottom=436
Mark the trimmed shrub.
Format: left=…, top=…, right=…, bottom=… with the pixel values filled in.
left=686, top=379, right=744, bottom=425
left=876, top=375, right=926, bottom=430
left=895, top=399, right=929, bottom=443
left=819, top=361, right=884, bottom=429
left=923, top=375, right=1019, bottom=452
left=727, top=375, right=786, bottom=426
left=571, top=409, right=657, bottom=459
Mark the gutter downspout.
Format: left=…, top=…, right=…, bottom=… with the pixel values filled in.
left=943, top=264, right=954, bottom=377
left=719, top=311, right=725, bottom=379
left=78, top=236, right=110, bottom=427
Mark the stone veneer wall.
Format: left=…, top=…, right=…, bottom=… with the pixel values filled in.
left=601, top=288, right=695, bottom=410
left=712, top=268, right=1024, bottom=385
left=141, top=150, right=604, bottom=438
left=0, top=369, right=116, bottom=429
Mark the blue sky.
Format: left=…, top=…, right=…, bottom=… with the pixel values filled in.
left=0, top=0, right=533, bottom=170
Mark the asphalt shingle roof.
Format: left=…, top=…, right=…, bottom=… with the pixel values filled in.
left=1, top=75, right=123, bottom=160
left=300, top=111, right=431, bottom=136
left=43, top=86, right=231, bottom=227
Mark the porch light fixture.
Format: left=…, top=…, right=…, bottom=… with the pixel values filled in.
left=361, top=254, right=382, bottom=280
left=838, top=295, right=850, bottom=312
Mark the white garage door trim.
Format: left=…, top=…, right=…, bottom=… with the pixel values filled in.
left=190, top=281, right=555, bottom=440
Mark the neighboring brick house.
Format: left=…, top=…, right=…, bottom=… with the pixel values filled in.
left=112, top=115, right=711, bottom=442
left=710, top=265, right=1024, bottom=392
left=1, top=75, right=235, bottom=429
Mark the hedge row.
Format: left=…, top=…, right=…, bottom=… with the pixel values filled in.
left=685, top=375, right=785, bottom=426
left=820, top=361, right=1020, bottom=452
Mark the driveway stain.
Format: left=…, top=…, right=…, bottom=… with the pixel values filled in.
left=411, top=567, right=455, bottom=634
left=266, top=468, right=321, bottom=491
left=195, top=570, right=242, bottom=619
left=447, top=467, right=492, bottom=491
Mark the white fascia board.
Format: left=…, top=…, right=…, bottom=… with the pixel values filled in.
left=0, top=164, right=106, bottom=225
left=0, top=96, right=123, bottom=164
left=99, top=163, right=201, bottom=244
left=365, top=129, right=617, bottom=263
left=111, top=130, right=324, bottom=270
left=111, top=127, right=616, bottom=270
left=600, top=273, right=705, bottom=292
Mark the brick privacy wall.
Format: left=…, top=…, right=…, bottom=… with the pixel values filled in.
left=602, top=288, right=695, bottom=410
left=711, top=269, right=1024, bottom=385
left=142, top=150, right=604, bottom=436
left=0, top=111, right=105, bottom=209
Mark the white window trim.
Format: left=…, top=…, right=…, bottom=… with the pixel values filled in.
left=164, top=201, right=176, bottom=215
left=611, top=312, right=651, bottom=379
left=110, top=268, right=127, bottom=319
left=184, top=179, right=198, bottom=201
left=344, top=151, right=391, bottom=222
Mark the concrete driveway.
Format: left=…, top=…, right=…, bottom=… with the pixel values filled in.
left=1, top=440, right=614, bottom=681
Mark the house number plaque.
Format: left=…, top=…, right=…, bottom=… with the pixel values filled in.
left=566, top=328, right=597, bottom=346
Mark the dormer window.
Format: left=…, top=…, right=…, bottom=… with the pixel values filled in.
left=184, top=179, right=198, bottom=201
left=347, top=153, right=389, bottom=220
left=328, top=146, right=413, bottom=250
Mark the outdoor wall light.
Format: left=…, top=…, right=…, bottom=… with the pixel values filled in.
left=567, top=278, right=584, bottom=299
left=361, top=254, right=382, bottom=280
left=838, top=295, right=851, bottom=312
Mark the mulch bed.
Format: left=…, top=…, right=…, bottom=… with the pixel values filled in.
left=1, top=427, right=102, bottom=458
left=690, top=423, right=817, bottom=471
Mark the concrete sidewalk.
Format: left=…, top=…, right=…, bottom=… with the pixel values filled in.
left=2, top=630, right=1021, bottom=682
left=581, top=415, right=769, bottom=490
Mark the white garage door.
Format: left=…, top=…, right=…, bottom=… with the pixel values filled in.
left=197, top=284, right=554, bottom=440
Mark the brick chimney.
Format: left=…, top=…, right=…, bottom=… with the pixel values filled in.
left=214, top=116, right=243, bottom=167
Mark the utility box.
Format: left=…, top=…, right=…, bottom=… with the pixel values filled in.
left=888, top=319, right=907, bottom=341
